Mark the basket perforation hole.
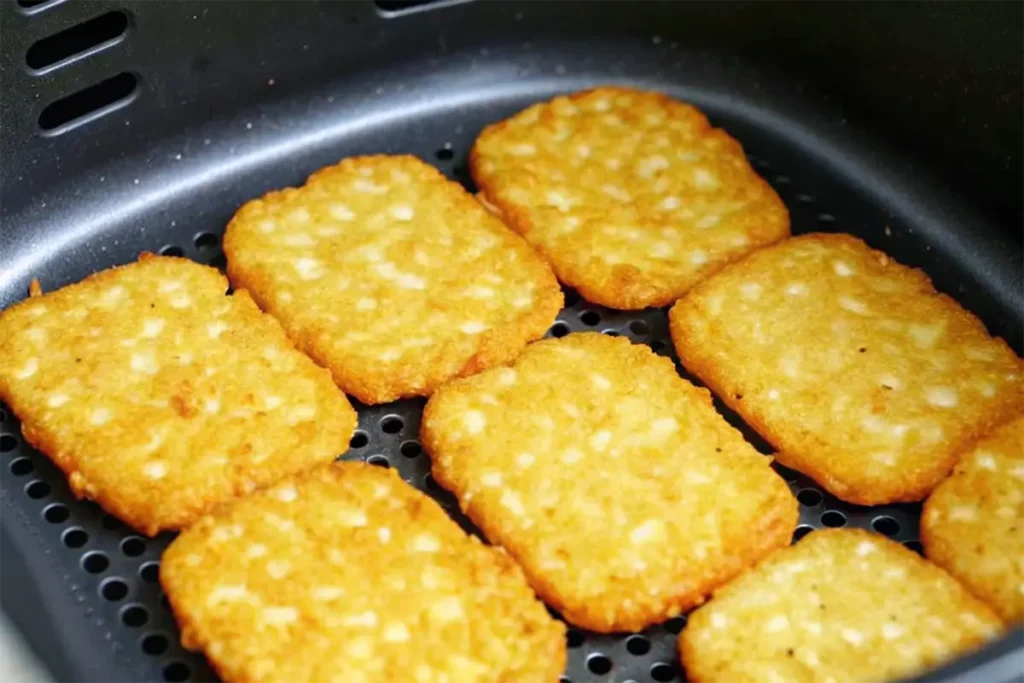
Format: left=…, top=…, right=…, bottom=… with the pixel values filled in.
left=349, top=431, right=369, bottom=449
left=121, top=536, right=146, bottom=557
left=121, top=604, right=149, bottom=628
left=1, top=434, right=17, bottom=452
left=82, top=551, right=109, bottom=574
left=586, top=654, right=612, bottom=676
left=821, top=510, right=846, bottom=528
left=38, top=71, right=138, bottom=133
left=163, top=661, right=191, bottom=682
left=566, top=629, right=584, bottom=648
left=797, top=489, right=823, bottom=507
left=793, top=525, right=814, bottom=542
left=366, top=454, right=390, bottom=468
left=904, top=540, right=924, bottom=555
left=628, top=320, right=650, bottom=336
left=400, top=441, right=422, bottom=458
left=62, top=528, right=89, bottom=548
left=580, top=311, right=601, bottom=326
left=101, top=578, right=128, bottom=601
left=139, top=561, right=160, bottom=583
left=626, top=634, right=651, bottom=655
left=25, top=480, right=50, bottom=498
left=141, top=633, right=169, bottom=656
left=663, top=616, right=686, bottom=634
left=872, top=516, right=900, bottom=536
left=10, top=457, right=34, bottom=476
left=43, top=503, right=69, bottom=523
left=549, top=321, right=570, bottom=338
left=435, top=146, right=454, bottom=161
left=651, top=662, right=676, bottom=682
left=25, top=11, right=129, bottom=71
left=159, top=245, right=185, bottom=257
left=380, top=416, right=403, bottom=434
left=193, top=232, right=219, bottom=253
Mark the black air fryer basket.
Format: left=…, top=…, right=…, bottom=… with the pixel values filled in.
left=1, top=2, right=1022, bottom=682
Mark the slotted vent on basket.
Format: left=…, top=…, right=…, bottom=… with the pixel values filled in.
left=22, top=6, right=137, bottom=134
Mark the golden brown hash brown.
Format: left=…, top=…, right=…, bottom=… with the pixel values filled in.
left=0, top=255, right=355, bottom=535
left=670, top=232, right=1024, bottom=505
left=223, top=154, right=562, bottom=405
left=161, top=462, right=566, bottom=683
left=422, top=332, right=797, bottom=633
left=922, top=416, right=1024, bottom=624
left=470, top=86, right=789, bottom=309
left=680, top=529, right=1003, bottom=683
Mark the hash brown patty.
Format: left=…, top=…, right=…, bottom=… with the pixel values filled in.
left=161, top=461, right=566, bottom=683
left=422, top=332, right=797, bottom=632
left=470, top=86, right=789, bottom=309
left=223, top=154, right=562, bottom=405
left=0, top=255, right=355, bottom=535
left=680, top=529, right=1003, bottom=683
left=922, top=416, right=1024, bottom=624
left=669, top=233, right=1024, bottom=505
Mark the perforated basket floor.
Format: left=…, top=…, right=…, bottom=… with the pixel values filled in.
left=1, top=3, right=1022, bottom=683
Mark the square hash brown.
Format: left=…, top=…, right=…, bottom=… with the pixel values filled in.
left=223, top=154, right=563, bottom=405
left=421, top=332, right=797, bottom=632
left=470, top=86, right=789, bottom=309
left=0, top=255, right=356, bottom=535
left=670, top=232, right=1024, bottom=505
left=161, top=462, right=566, bottom=683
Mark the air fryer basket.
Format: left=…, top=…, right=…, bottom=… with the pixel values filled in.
left=1, top=2, right=1021, bottom=682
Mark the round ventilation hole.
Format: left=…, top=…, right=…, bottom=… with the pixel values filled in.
left=793, top=525, right=814, bottom=542
left=349, top=431, right=369, bottom=449
left=872, top=516, right=900, bottom=536
left=424, top=473, right=442, bottom=492
left=586, top=654, right=612, bottom=676
left=366, top=455, right=390, bottom=468
left=25, top=480, right=50, bottom=499
left=163, top=661, right=191, bottom=682
left=121, top=604, right=149, bottom=628
left=101, top=578, right=128, bottom=601
left=81, top=551, right=109, bottom=574
left=797, top=488, right=823, bottom=507
left=1, top=434, right=18, bottom=452
left=904, top=540, right=924, bottom=555
left=121, top=536, right=146, bottom=557
left=663, top=616, right=686, bottom=634
left=580, top=311, right=601, bottom=326
left=62, top=528, right=88, bottom=549
left=603, top=329, right=620, bottom=337
left=566, top=629, right=584, bottom=648
left=435, top=147, right=454, bottom=161
left=139, top=561, right=160, bottom=583
left=626, top=634, right=651, bottom=656
left=400, top=441, right=422, bottom=458
left=649, top=340, right=666, bottom=354
left=9, top=457, right=33, bottom=476
left=651, top=662, right=675, bottom=682
left=380, top=416, right=403, bottom=434
left=549, top=321, right=570, bottom=338
left=43, top=503, right=69, bottom=523
left=628, top=320, right=650, bottom=336
left=821, top=510, right=846, bottom=528
left=141, top=633, right=169, bottom=656
left=159, top=245, right=184, bottom=257
left=193, top=232, right=219, bottom=253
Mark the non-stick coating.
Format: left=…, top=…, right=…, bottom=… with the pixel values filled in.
left=1, top=3, right=1022, bottom=683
